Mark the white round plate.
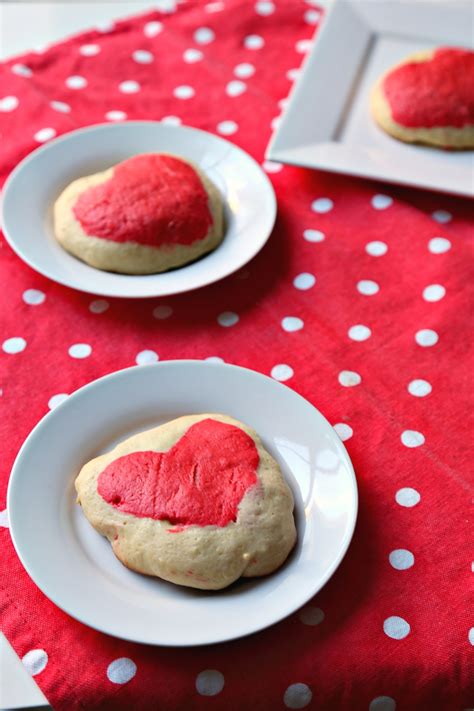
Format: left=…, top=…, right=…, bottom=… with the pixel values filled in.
left=8, top=362, right=357, bottom=646
left=1, top=122, right=276, bottom=298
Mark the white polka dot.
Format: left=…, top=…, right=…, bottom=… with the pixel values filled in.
left=278, top=98, right=289, bottom=111
left=423, top=284, right=446, bottom=302
left=432, top=209, right=452, bottom=224
left=0, top=96, right=19, bottom=112
left=428, top=237, right=451, bottom=254
left=284, top=683, right=312, bottom=709
left=174, top=85, right=195, bottom=99
left=80, top=44, right=100, bottom=56
left=161, top=115, right=181, bottom=125
left=183, top=48, right=203, bottom=63
left=194, top=27, right=215, bottom=44
left=133, top=49, right=154, bottom=64
left=287, top=68, right=300, bottom=81
left=107, top=658, right=136, bottom=684
left=469, top=628, right=474, bottom=646
left=34, top=127, right=56, bottom=143
left=311, top=197, right=333, bottom=213
left=357, top=280, right=379, bottom=296
left=22, top=650, right=48, bottom=676
left=205, top=1, right=224, bottom=11
left=415, top=329, right=438, bottom=347
left=383, top=616, right=410, bottom=640
left=48, top=393, right=69, bottom=410
left=205, top=356, right=225, bottom=363
left=338, top=370, right=361, bottom=387
left=271, top=116, right=282, bottom=131
left=303, top=229, right=325, bottom=243
left=389, top=549, right=414, bottom=570
left=244, top=34, right=265, bottom=50
left=217, top=120, right=238, bottom=135
left=0, top=509, right=9, bottom=527
left=119, top=80, right=140, bottom=94
left=298, top=606, right=325, bottom=625
left=217, top=311, right=239, bottom=327
left=395, top=487, right=420, bottom=507
left=65, top=75, right=87, bottom=89
left=407, top=379, right=432, bottom=397
left=135, top=350, right=159, bottom=365
left=89, top=299, right=109, bottom=314
left=12, top=63, right=32, bottom=77
left=348, top=324, right=371, bottom=341
left=234, top=62, right=255, bottom=78
left=281, top=316, right=304, bottom=332
left=96, top=20, right=115, bottom=32
left=144, top=21, right=163, bottom=37
left=263, top=160, right=282, bottom=173
left=226, top=80, right=246, bottom=97
left=293, top=273, right=316, bottom=290
left=105, top=110, right=127, bottom=121
left=50, top=100, right=71, bottom=113
left=153, top=305, right=173, bottom=319
left=371, top=194, right=393, bottom=210
left=296, top=39, right=313, bottom=54
left=2, top=337, right=26, bottom=354
left=304, top=8, right=321, bottom=24
left=255, top=1, right=275, bottom=16
left=23, top=289, right=45, bottom=305
left=369, top=696, right=397, bottom=711
left=366, top=241, right=388, bottom=256
left=196, top=669, right=224, bottom=696
left=68, top=343, right=92, bottom=359
left=334, top=423, right=353, bottom=441
left=401, top=430, right=425, bottom=448
left=271, top=364, right=294, bottom=381
left=204, top=0, right=225, bottom=12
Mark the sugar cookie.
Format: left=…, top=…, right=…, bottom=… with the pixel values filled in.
left=371, top=47, right=474, bottom=149
left=54, top=154, right=224, bottom=273
left=75, top=414, right=297, bottom=590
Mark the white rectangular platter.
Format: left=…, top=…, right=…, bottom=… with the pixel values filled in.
left=267, top=0, right=474, bottom=198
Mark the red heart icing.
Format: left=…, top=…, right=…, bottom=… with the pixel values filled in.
left=72, top=154, right=213, bottom=247
left=97, top=418, right=259, bottom=527
left=383, top=48, right=474, bottom=128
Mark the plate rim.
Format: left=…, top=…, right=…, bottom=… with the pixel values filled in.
left=1, top=121, right=277, bottom=298
left=7, top=360, right=358, bottom=646
left=266, top=0, right=474, bottom=199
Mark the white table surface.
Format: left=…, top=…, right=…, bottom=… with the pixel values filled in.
left=0, top=2, right=158, bottom=59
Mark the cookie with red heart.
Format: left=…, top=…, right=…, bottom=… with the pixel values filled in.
left=371, top=47, right=474, bottom=149
left=75, top=414, right=297, bottom=590
left=54, top=153, right=224, bottom=274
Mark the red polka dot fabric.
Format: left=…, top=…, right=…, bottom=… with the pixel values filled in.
left=0, top=2, right=473, bottom=709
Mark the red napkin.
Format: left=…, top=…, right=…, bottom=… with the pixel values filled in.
left=0, top=1, right=472, bottom=709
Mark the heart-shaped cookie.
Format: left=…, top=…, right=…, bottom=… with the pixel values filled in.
left=72, top=153, right=213, bottom=247
left=98, top=418, right=259, bottom=527
left=383, top=48, right=473, bottom=129
left=76, top=414, right=297, bottom=589
left=371, top=48, right=474, bottom=149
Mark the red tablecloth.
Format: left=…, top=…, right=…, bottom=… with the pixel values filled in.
left=0, top=2, right=472, bottom=709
